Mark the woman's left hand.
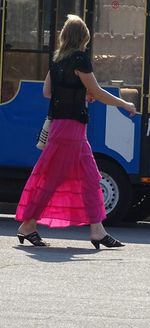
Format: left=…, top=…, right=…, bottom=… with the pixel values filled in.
left=124, top=102, right=137, bottom=117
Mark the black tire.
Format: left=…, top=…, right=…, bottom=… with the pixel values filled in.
left=95, top=158, right=133, bottom=225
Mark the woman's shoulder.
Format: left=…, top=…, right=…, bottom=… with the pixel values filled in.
left=71, top=50, right=88, bottom=59
left=71, top=50, right=93, bottom=73
left=70, top=50, right=91, bottom=65
left=50, top=51, right=92, bottom=73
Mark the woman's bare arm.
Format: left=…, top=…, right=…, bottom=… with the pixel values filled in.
left=77, top=71, right=136, bottom=116
left=43, top=71, right=51, bottom=98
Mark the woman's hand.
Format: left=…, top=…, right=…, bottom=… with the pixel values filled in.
left=124, top=102, right=137, bottom=117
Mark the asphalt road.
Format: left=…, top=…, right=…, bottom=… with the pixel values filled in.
left=0, top=218, right=150, bottom=328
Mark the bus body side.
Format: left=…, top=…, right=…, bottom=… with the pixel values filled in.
left=0, top=80, right=145, bottom=223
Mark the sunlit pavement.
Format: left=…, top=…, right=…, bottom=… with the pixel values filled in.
left=0, top=217, right=150, bottom=328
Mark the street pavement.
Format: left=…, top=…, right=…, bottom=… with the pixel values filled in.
left=0, top=218, right=150, bottom=328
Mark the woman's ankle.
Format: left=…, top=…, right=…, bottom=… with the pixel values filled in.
left=18, top=219, right=37, bottom=235
left=90, top=222, right=107, bottom=240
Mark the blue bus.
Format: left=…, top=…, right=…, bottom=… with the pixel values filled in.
left=0, top=0, right=150, bottom=224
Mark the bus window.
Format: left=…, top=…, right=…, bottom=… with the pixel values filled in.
left=92, top=0, right=145, bottom=111
left=57, top=0, right=84, bottom=30
left=54, top=0, right=85, bottom=49
left=1, top=0, right=51, bottom=103
left=1, top=0, right=86, bottom=103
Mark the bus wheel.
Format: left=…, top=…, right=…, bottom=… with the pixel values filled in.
left=95, top=158, right=133, bottom=225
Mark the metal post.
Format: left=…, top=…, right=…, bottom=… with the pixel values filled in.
left=85, top=0, right=95, bottom=58
left=140, top=0, right=150, bottom=177
left=0, top=0, right=6, bottom=103
left=141, top=0, right=150, bottom=114
left=49, top=0, right=58, bottom=66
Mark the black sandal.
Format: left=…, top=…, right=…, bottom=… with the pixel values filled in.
left=17, top=231, right=49, bottom=246
left=91, top=234, right=125, bottom=249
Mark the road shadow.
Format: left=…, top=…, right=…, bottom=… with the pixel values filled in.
left=13, top=245, right=120, bottom=263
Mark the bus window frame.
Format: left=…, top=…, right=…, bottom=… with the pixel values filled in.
left=141, top=0, right=150, bottom=114
left=0, top=0, right=6, bottom=102
left=0, top=0, right=58, bottom=102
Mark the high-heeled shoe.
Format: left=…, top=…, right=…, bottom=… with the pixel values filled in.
left=17, top=231, right=49, bottom=246
left=91, top=234, right=125, bottom=249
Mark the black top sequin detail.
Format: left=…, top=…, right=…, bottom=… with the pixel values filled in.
left=49, top=51, right=93, bottom=124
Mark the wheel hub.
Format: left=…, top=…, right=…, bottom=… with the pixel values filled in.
left=100, top=172, right=119, bottom=214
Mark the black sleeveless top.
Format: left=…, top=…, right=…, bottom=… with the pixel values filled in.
left=49, top=50, right=93, bottom=124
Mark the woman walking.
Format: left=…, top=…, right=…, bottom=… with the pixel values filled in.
left=16, top=15, right=136, bottom=249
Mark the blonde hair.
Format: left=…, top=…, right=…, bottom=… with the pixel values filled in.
left=53, top=14, right=90, bottom=62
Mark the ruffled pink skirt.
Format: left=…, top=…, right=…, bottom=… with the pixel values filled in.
left=16, top=119, right=106, bottom=227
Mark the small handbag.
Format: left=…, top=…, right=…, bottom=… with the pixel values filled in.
left=36, top=117, right=51, bottom=150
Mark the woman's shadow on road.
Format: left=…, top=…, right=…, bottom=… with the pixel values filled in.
left=1, top=217, right=150, bottom=264
left=13, top=243, right=118, bottom=263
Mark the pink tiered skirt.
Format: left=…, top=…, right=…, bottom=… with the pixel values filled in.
left=16, top=119, right=106, bottom=227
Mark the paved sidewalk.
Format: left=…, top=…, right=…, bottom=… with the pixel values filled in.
left=0, top=219, right=150, bottom=328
